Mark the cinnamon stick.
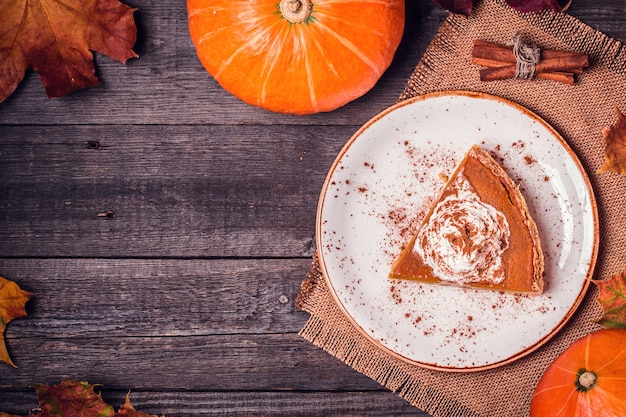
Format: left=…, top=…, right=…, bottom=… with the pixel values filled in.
left=479, top=53, right=586, bottom=81
left=473, top=40, right=589, bottom=67
left=472, top=57, right=584, bottom=74
left=535, top=71, right=575, bottom=85
left=473, top=58, right=573, bottom=83
left=472, top=39, right=588, bottom=84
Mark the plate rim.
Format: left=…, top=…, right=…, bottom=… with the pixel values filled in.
left=315, top=90, right=600, bottom=372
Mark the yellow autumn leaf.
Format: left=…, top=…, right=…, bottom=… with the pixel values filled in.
left=0, top=275, right=34, bottom=367
left=593, top=270, right=626, bottom=329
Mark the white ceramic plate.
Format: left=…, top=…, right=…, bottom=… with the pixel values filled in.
left=316, top=91, right=598, bottom=372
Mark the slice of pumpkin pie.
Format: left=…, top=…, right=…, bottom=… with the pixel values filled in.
left=389, top=145, right=544, bottom=294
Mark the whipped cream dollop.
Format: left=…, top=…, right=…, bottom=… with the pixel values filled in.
left=414, top=174, right=510, bottom=284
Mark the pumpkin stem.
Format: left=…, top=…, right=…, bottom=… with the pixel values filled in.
left=279, top=0, right=312, bottom=23
left=577, top=371, right=597, bottom=391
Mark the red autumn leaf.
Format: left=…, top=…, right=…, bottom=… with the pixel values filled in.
left=0, top=275, right=33, bottom=367
left=598, top=107, right=626, bottom=175
left=593, top=270, right=626, bottom=329
left=506, top=0, right=571, bottom=13
left=1, top=380, right=162, bottom=417
left=35, top=380, right=116, bottom=417
left=0, top=0, right=138, bottom=103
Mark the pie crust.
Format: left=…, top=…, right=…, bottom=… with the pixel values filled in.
left=388, top=145, right=544, bottom=294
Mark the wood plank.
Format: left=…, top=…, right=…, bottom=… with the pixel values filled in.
left=0, top=391, right=431, bottom=416
left=0, top=125, right=353, bottom=257
left=0, top=2, right=443, bottom=126
left=0, top=258, right=312, bottom=336
left=567, top=2, right=626, bottom=41
left=0, top=334, right=385, bottom=392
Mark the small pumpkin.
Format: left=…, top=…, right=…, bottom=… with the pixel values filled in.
left=530, top=329, right=626, bottom=417
left=187, top=0, right=405, bottom=115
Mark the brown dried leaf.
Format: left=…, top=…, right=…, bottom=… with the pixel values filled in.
left=0, top=0, right=138, bottom=103
left=593, top=270, right=626, bottom=329
left=598, top=107, right=626, bottom=175
left=0, top=275, right=33, bottom=367
left=1, top=380, right=162, bottom=417
left=35, top=380, right=116, bottom=417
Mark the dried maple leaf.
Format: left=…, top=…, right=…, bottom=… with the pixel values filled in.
left=0, top=275, right=33, bottom=367
left=593, top=270, right=626, bottom=329
left=35, top=380, right=116, bottom=417
left=1, top=380, right=161, bottom=417
left=598, top=107, right=626, bottom=175
left=0, top=0, right=138, bottom=103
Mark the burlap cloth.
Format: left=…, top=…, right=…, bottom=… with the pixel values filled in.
left=295, top=0, right=626, bottom=416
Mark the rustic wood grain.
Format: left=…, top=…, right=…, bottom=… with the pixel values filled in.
left=0, top=258, right=311, bottom=336
left=0, top=391, right=431, bottom=417
left=1, top=0, right=625, bottom=416
left=1, top=334, right=383, bottom=390
left=0, top=125, right=350, bottom=257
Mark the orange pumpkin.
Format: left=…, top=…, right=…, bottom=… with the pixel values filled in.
left=530, top=329, right=626, bottom=417
left=187, top=0, right=405, bottom=115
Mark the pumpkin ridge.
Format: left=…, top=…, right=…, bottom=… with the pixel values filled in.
left=249, top=17, right=286, bottom=103
left=584, top=332, right=591, bottom=369
left=192, top=1, right=276, bottom=47
left=298, top=26, right=317, bottom=109
left=315, top=12, right=389, bottom=47
left=552, top=389, right=577, bottom=417
left=195, top=6, right=264, bottom=48
left=314, top=21, right=379, bottom=73
left=594, top=345, right=626, bottom=373
left=258, top=26, right=286, bottom=105
left=532, top=380, right=574, bottom=396
left=582, top=392, right=592, bottom=416
left=214, top=41, right=248, bottom=79
left=197, top=26, right=224, bottom=47
left=588, top=386, right=626, bottom=414
left=188, top=5, right=227, bottom=18
left=309, top=32, right=340, bottom=79
left=213, top=21, right=279, bottom=79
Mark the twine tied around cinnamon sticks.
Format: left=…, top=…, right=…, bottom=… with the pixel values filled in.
left=508, top=31, right=540, bottom=79
left=472, top=33, right=589, bottom=85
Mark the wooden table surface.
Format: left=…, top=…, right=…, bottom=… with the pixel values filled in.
left=1, top=1, right=624, bottom=415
